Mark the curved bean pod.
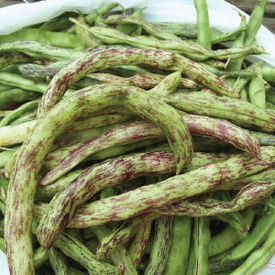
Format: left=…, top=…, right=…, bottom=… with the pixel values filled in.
left=62, top=146, right=275, bottom=228
left=38, top=47, right=238, bottom=116
left=155, top=181, right=275, bottom=216
left=166, top=92, right=275, bottom=132
left=42, top=112, right=260, bottom=186
left=194, top=0, right=211, bottom=49
left=37, top=152, right=230, bottom=199
left=229, top=226, right=275, bottom=275
left=186, top=217, right=210, bottom=275
left=82, top=26, right=264, bottom=61
left=0, top=52, right=32, bottom=69
left=37, top=151, right=189, bottom=249
left=5, top=84, right=191, bottom=274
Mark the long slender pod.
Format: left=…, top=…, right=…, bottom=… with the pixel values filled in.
left=186, top=217, right=210, bottom=275
left=53, top=233, right=118, bottom=275
left=62, top=147, right=275, bottom=228
left=144, top=216, right=172, bottom=275
left=194, top=0, right=211, bottom=49
left=229, top=226, right=275, bottom=275
left=166, top=92, right=275, bottom=132
left=36, top=151, right=230, bottom=199
left=49, top=247, right=70, bottom=275
left=5, top=84, right=191, bottom=274
left=208, top=208, right=255, bottom=257
left=41, top=113, right=260, bottom=186
left=92, top=225, right=138, bottom=275
left=38, top=47, right=238, bottom=116
left=128, top=221, right=152, bottom=267
left=210, top=198, right=275, bottom=268
left=163, top=216, right=192, bottom=275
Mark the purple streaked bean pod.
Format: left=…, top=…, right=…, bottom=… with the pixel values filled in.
left=155, top=181, right=275, bottom=216
left=38, top=47, right=238, bottom=116
left=37, top=151, right=188, bottom=249
left=5, top=84, right=191, bottom=274
left=65, top=146, right=274, bottom=228
left=88, top=72, right=198, bottom=89
left=166, top=92, right=275, bottom=132
left=128, top=221, right=152, bottom=267
left=41, top=113, right=260, bottom=186
left=144, top=216, right=172, bottom=275
left=36, top=152, right=231, bottom=199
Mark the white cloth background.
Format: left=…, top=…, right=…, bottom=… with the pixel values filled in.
left=0, top=1, right=274, bottom=274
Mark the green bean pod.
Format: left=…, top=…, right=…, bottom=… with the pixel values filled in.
left=36, top=152, right=230, bottom=199
left=210, top=197, right=275, bottom=268
left=128, top=221, right=152, bottom=267
left=88, top=72, right=198, bottom=89
left=144, top=216, right=172, bottom=275
left=92, top=225, right=138, bottom=275
left=0, top=28, right=83, bottom=49
left=49, top=147, right=275, bottom=229
left=211, top=24, right=247, bottom=45
left=42, top=112, right=260, bottom=186
left=0, top=52, right=32, bottom=69
left=151, top=22, right=221, bottom=38
left=76, top=25, right=264, bottom=62
left=163, top=216, right=192, bottom=275
left=244, top=0, right=268, bottom=46
left=229, top=226, right=275, bottom=275
left=105, top=14, right=181, bottom=41
left=155, top=181, right=275, bottom=216
left=18, top=61, right=72, bottom=80
left=38, top=47, right=239, bottom=116
left=208, top=208, right=255, bottom=257
left=219, top=167, right=275, bottom=191
left=0, top=72, right=50, bottom=93
left=248, top=66, right=266, bottom=109
left=166, top=92, right=275, bottom=132
left=53, top=233, right=118, bottom=275
left=186, top=217, right=210, bottom=275
left=0, top=100, right=39, bottom=127
left=194, top=0, right=211, bottom=49
left=0, top=41, right=85, bottom=61
left=0, top=88, right=38, bottom=109
left=227, top=13, right=246, bottom=71
left=49, top=247, right=70, bottom=275
left=5, top=83, right=192, bottom=274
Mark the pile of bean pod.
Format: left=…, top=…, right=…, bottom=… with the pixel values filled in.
left=0, top=0, right=275, bottom=274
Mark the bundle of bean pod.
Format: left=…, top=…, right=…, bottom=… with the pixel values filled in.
left=0, top=1, right=275, bottom=274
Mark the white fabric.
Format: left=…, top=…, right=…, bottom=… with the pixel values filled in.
left=0, top=1, right=274, bottom=274
left=0, top=0, right=274, bottom=65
